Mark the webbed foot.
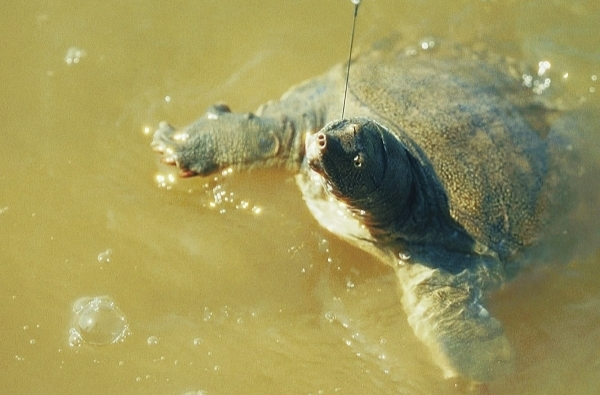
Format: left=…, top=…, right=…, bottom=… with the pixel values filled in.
left=151, top=105, right=234, bottom=177
left=151, top=103, right=293, bottom=177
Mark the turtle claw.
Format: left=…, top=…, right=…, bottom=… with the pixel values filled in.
left=160, top=156, right=177, bottom=166
left=150, top=118, right=217, bottom=177
left=151, top=144, right=165, bottom=154
left=151, top=122, right=188, bottom=170
left=178, top=169, right=197, bottom=178
left=151, top=122, right=177, bottom=153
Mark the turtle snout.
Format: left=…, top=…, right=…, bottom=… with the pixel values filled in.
left=315, top=132, right=327, bottom=151
left=305, top=132, right=327, bottom=175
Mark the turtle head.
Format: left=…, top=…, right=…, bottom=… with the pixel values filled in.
left=305, top=118, right=472, bottom=250
left=305, top=117, right=415, bottom=230
left=306, top=118, right=388, bottom=202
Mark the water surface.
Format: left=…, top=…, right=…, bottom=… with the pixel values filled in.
left=1, top=1, right=599, bottom=394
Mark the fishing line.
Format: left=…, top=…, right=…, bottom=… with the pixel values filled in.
left=341, top=0, right=361, bottom=119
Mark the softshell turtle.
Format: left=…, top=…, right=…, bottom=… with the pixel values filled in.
left=150, top=39, right=572, bottom=382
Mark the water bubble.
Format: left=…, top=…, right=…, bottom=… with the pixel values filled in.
left=537, top=60, right=551, bottom=76
left=533, top=78, right=551, bottom=95
left=97, top=249, right=113, bottom=263
left=68, top=328, right=83, bottom=347
left=420, top=38, right=436, bottom=50
left=236, top=200, right=249, bottom=210
left=147, top=336, right=159, bottom=345
left=64, top=47, right=86, bottom=65
left=324, top=311, right=336, bottom=323
left=69, top=296, right=129, bottom=346
left=318, top=238, right=330, bottom=253
left=404, top=46, right=418, bottom=56
left=193, top=338, right=203, bottom=346
left=156, top=173, right=176, bottom=189
left=203, top=181, right=258, bottom=214
left=202, top=307, right=213, bottom=322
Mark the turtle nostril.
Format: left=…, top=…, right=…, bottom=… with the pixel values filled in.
left=316, top=132, right=327, bottom=150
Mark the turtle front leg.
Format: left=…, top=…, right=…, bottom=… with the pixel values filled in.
left=396, top=258, right=513, bottom=382
left=151, top=104, right=304, bottom=177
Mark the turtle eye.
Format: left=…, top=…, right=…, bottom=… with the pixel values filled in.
left=353, top=154, right=363, bottom=168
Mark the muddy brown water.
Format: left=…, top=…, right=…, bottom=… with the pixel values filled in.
left=1, top=1, right=599, bottom=394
